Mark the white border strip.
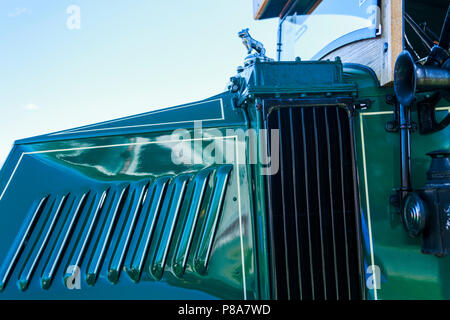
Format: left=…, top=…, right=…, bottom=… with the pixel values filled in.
left=359, top=113, right=377, bottom=300
left=361, top=106, right=450, bottom=116
left=50, top=98, right=224, bottom=136
left=0, top=135, right=247, bottom=299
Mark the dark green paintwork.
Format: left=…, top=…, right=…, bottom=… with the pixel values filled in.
left=345, top=64, right=450, bottom=300
left=0, top=58, right=448, bottom=300
left=0, top=94, right=256, bottom=299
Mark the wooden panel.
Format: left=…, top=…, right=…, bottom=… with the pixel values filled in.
left=321, top=0, right=403, bottom=86
left=253, top=0, right=321, bottom=20
left=253, top=0, right=270, bottom=19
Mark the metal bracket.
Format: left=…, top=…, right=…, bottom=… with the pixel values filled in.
left=417, top=92, right=450, bottom=134
left=385, top=95, right=417, bottom=132
left=353, top=98, right=372, bottom=110
left=389, top=192, right=402, bottom=209
left=259, top=96, right=362, bottom=122
left=385, top=95, right=400, bottom=132
left=228, top=74, right=248, bottom=109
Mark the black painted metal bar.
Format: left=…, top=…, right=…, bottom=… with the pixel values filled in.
left=347, top=109, right=366, bottom=299
left=264, top=108, right=280, bottom=300
left=289, top=108, right=304, bottom=300
left=336, top=107, right=353, bottom=299
left=312, top=108, right=328, bottom=299
left=301, top=108, right=315, bottom=299
left=324, top=108, right=340, bottom=299
left=276, top=109, right=292, bottom=299
left=399, top=103, right=412, bottom=202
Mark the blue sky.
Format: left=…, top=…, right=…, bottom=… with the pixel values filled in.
left=0, top=1, right=278, bottom=165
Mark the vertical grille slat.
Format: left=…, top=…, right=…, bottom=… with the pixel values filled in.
left=338, top=108, right=362, bottom=300
left=265, top=118, right=281, bottom=298
left=304, top=108, right=326, bottom=299
left=335, top=107, right=353, bottom=299
left=277, top=109, right=295, bottom=299
left=289, top=108, right=305, bottom=300
left=300, top=108, right=316, bottom=300
left=266, top=105, right=361, bottom=300
left=302, top=108, right=326, bottom=300
left=312, top=108, right=330, bottom=299
left=323, top=108, right=340, bottom=299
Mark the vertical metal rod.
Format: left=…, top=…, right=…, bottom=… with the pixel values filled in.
left=264, top=112, right=279, bottom=300
left=324, top=108, right=340, bottom=299
left=276, top=110, right=292, bottom=299
left=347, top=108, right=365, bottom=300
left=277, top=18, right=283, bottom=61
left=438, top=5, right=450, bottom=50
left=256, top=100, right=272, bottom=299
left=312, top=108, right=327, bottom=299
left=289, top=108, right=303, bottom=299
left=336, top=107, right=352, bottom=299
left=301, top=108, right=315, bottom=299
left=399, top=103, right=412, bottom=201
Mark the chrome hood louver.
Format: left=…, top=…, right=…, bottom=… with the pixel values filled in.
left=0, top=165, right=233, bottom=292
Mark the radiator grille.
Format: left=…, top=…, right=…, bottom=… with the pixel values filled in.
left=266, top=106, right=362, bottom=300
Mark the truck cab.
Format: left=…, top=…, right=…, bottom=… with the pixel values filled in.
left=0, top=0, right=449, bottom=300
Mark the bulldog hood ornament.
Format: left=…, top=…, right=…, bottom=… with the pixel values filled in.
left=238, top=28, right=273, bottom=66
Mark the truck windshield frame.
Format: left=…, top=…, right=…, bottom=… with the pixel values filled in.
left=279, top=0, right=380, bottom=61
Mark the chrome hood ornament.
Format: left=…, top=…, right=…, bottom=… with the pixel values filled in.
left=238, top=28, right=272, bottom=66
left=238, top=28, right=266, bottom=56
